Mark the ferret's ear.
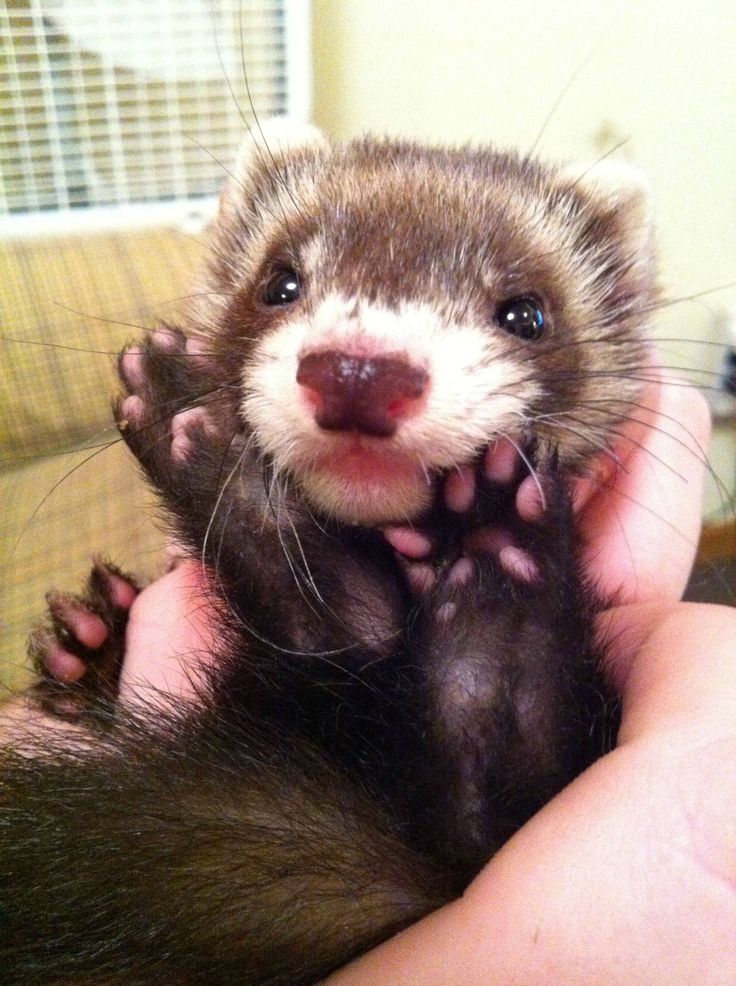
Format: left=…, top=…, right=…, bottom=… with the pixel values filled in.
left=218, top=117, right=326, bottom=216
left=232, top=117, right=326, bottom=180
left=561, top=159, right=654, bottom=257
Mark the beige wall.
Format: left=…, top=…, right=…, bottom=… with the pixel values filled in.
left=311, top=0, right=736, bottom=513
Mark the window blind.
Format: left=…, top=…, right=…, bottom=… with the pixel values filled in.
left=0, top=0, right=311, bottom=220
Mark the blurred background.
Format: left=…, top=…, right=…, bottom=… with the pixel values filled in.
left=1, top=0, right=735, bottom=687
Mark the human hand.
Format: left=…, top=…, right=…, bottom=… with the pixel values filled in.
left=575, top=372, right=709, bottom=605
left=324, top=380, right=736, bottom=983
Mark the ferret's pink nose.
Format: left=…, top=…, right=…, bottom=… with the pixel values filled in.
left=297, top=351, right=429, bottom=438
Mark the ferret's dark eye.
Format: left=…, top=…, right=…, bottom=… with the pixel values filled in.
left=263, top=269, right=301, bottom=306
left=496, top=296, right=545, bottom=340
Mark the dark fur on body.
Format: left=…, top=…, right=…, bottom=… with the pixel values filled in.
left=0, top=133, right=654, bottom=984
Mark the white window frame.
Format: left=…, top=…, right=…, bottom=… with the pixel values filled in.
left=1, top=0, right=312, bottom=238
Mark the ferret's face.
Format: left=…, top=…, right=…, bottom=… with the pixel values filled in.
left=196, top=135, right=654, bottom=526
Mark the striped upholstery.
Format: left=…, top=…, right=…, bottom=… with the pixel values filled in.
left=1, top=227, right=205, bottom=691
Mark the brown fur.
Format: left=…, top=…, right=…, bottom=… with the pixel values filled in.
left=197, top=138, right=653, bottom=475
left=0, top=132, right=656, bottom=984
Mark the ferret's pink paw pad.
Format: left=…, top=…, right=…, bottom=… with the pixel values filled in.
left=384, top=526, right=433, bottom=559
left=516, top=474, right=546, bottom=523
left=484, top=438, right=519, bottom=483
left=498, top=545, right=540, bottom=583
left=119, top=395, right=145, bottom=428
left=119, top=347, right=145, bottom=389
left=403, top=562, right=437, bottom=596
left=151, top=329, right=178, bottom=350
left=435, top=601, right=457, bottom=624
left=444, top=466, right=476, bottom=513
left=447, top=557, right=474, bottom=587
left=170, top=407, right=219, bottom=463
left=46, top=593, right=108, bottom=650
left=42, top=643, right=87, bottom=684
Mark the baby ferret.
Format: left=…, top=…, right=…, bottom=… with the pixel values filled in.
left=0, top=123, right=655, bottom=985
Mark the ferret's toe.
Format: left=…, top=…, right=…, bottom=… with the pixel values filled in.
left=117, top=394, right=145, bottom=430
left=28, top=561, right=139, bottom=721
left=383, top=526, right=433, bottom=559
left=403, top=561, right=438, bottom=595
left=46, top=591, right=109, bottom=650
left=446, top=557, right=475, bottom=586
left=29, top=629, right=87, bottom=683
left=118, top=345, right=145, bottom=391
left=459, top=527, right=540, bottom=585
left=515, top=474, right=546, bottom=523
left=497, top=545, right=540, bottom=583
left=170, top=406, right=218, bottom=464
left=150, top=328, right=180, bottom=351
left=384, top=526, right=438, bottom=597
left=483, top=437, right=521, bottom=484
left=443, top=465, right=476, bottom=512
left=90, top=559, right=139, bottom=610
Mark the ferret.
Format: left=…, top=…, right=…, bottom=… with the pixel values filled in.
left=0, top=123, right=655, bottom=985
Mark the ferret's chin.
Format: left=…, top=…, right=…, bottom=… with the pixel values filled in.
left=297, top=460, right=433, bottom=526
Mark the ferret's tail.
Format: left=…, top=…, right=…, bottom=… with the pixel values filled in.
left=0, top=705, right=449, bottom=986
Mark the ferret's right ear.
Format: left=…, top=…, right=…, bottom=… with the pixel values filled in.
left=218, top=117, right=326, bottom=216
left=560, top=159, right=654, bottom=260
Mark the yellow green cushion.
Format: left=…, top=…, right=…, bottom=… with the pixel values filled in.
left=1, top=226, right=205, bottom=691
left=1, top=228, right=205, bottom=455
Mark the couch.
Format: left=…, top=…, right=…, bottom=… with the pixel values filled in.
left=1, top=226, right=205, bottom=691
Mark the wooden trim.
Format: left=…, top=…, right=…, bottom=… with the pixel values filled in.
left=698, top=520, right=736, bottom=561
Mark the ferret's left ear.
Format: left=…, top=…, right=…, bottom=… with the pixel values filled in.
left=217, top=117, right=326, bottom=217
left=562, top=159, right=654, bottom=257
left=232, top=117, right=326, bottom=180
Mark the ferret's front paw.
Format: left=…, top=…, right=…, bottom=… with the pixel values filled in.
left=384, top=438, right=556, bottom=598
left=391, top=443, right=608, bottom=866
left=28, top=561, right=139, bottom=720
left=116, top=327, right=226, bottom=483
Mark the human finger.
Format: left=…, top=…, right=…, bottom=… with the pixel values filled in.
left=576, top=375, right=710, bottom=603
left=118, top=560, right=221, bottom=709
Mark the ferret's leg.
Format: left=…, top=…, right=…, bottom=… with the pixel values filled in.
left=115, top=328, right=305, bottom=640
left=389, top=442, right=616, bottom=873
left=116, top=326, right=229, bottom=484
left=28, top=560, right=139, bottom=719
left=115, top=326, right=252, bottom=568
left=115, top=328, right=405, bottom=662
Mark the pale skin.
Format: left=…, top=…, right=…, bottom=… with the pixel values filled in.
left=3, top=377, right=736, bottom=982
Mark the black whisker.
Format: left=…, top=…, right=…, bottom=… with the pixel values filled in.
left=9, top=441, right=119, bottom=559
left=0, top=336, right=121, bottom=356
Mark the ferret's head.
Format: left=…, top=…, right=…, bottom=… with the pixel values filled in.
left=194, top=121, right=655, bottom=526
